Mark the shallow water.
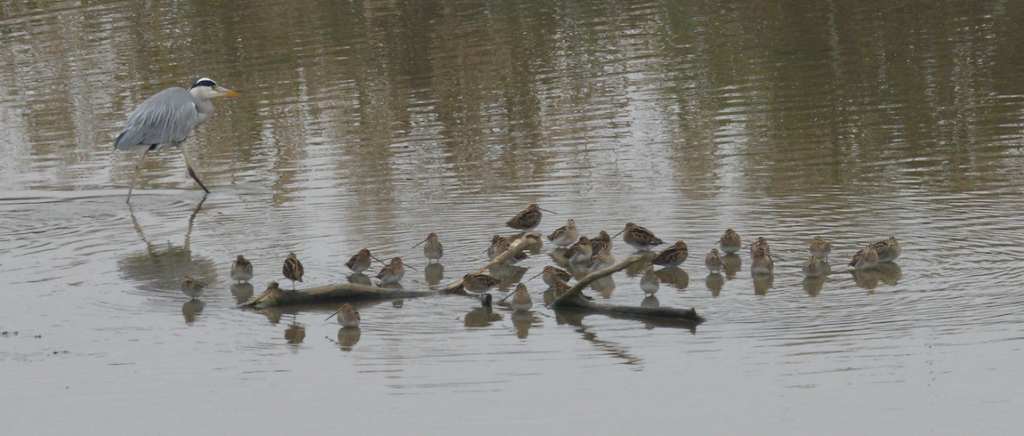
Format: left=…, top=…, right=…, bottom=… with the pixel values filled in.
left=2, top=0, right=1024, bottom=434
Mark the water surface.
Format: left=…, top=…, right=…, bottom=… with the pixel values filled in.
left=2, top=0, right=1024, bottom=434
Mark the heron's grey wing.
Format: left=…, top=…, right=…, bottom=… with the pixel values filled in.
left=115, top=87, right=199, bottom=150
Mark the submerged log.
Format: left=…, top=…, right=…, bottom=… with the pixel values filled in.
left=549, top=255, right=705, bottom=323
left=241, top=282, right=435, bottom=308
left=241, top=232, right=542, bottom=308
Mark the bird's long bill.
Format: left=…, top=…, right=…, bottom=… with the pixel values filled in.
left=370, top=254, right=389, bottom=266
left=526, top=270, right=545, bottom=282
left=217, top=86, right=242, bottom=97
left=404, top=263, right=420, bottom=272
left=611, top=228, right=626, bottom=239
left=412, top=238, right=429, bottom=248
left=325, top=307, right=342, bottom=321
left=539, top=208, right=557, bottom=214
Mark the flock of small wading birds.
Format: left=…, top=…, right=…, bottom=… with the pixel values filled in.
left=180, top=204, right=903, bottom=328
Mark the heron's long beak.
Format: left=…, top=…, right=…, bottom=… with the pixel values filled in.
left=217, top=86, right=242, bottom=98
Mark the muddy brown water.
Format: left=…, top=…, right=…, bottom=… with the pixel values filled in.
left=2, top=0, right=1024, bottom=434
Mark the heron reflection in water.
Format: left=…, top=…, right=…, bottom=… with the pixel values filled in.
left=119, top=196, right=217, bottom=324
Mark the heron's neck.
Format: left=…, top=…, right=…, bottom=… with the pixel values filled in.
left=190, top=89, right=215, bottom=126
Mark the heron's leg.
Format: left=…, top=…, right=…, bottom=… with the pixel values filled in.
left=126, top=149, right=150, bottom=203
left=179, top=142, right=211, bottom=193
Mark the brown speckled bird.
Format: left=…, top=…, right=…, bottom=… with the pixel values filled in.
left=181, top=275, right=205, bottom=299
left=718, top=229, right=742, bottom=255
left=346, top=249, right=374, bottom=274
left=282, top=252, right=304, bottom=290
left=527, top=265, right=573, bottom=287
left=376, top=257, right=406, bottom=284
left=810, top=236, right=832, bottom=260
left=651, top=240, right=688, bottom=267
left=750, top=247, right=774, bottom=275
left=614, top=223, right=664, bottom=251
left=413, top=233, right=444, bottom=263
left=506, top=204, right=552, bottom=232
left=850, top=245, right=879, bottom=270
left=327, top=303, right=361, bottom=328
left=802, top=256, right=828, bottom=278
left=231, top=255, right=253, bottom=283
left=547, top=219, right=580, bottom=247
left=510, top=283, right=533, bottom=312
left=565, top=236, right=593, bottom=264
left=871, top=237, right=901, bottom=262
left=706, top=249, right=725, bottom=274
left=462, top=273, right=503, bottom=296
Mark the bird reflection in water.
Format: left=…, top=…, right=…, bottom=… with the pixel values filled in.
left=463, top=305, right=502, bottom=328
left=378, top=282, right=405, bottom=291
left=487, top=263, right=527, bottom=290
left=875, top=262, right=902, bottom=285
left=566, top=260, right=591, bottom=281
left=851, top=262, right=902, bottom=292
left=337, top=327, right=361, bottom=351
left=641, top=295, right=660, bottom=308
left=655, top=266, right=689, bottom=290
left=753, top=273, right=774, bottom=296
left=347, top=273, right=372, bottom=287
left=549, top=248, right=571, bottom=266
left=510, top=311, right=537, bottom=339
left=723, top=253, right=742, bottom=279
left=424, top=263, right=444, bottom=286
left=624, top=252, right=656, bottom=277
left=121, top=195, right=217, bottom=307
left=803, top=276, right=826, bottom=297
left=230, top=282, right=254, bottom=305
left=181, top=299, right=204, bottom=325
left=706, top=273, right=725, bottom=297
left=590, top=275, right=616, bottom=299
left=285, top=322, right=305, bottom=345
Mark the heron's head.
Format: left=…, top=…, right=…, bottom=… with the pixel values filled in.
left=189, top=77, right=241, bottom=99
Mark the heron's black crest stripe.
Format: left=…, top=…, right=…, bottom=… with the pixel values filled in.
left=190, top=78, right=217, bottom=89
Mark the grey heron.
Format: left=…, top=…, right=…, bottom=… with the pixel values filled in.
left=115, top=77, right=240, bottom=202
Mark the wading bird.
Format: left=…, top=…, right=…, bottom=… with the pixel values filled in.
left=326, top=303, right=361, bottom=328
left=413, top=233, right=444, bottom=263
left=547, top=219, right=580, bottom=247
left=377, top=257, right=406, bottom=284
left=810, top=236, right=833, bottom=260
left=718, top=229, right=742, bottom=255
left=705, top=249, right=725, bottom=274
left=613, top=223, right=664, bottom=251
left=282, top=252, right=304, bottom=290
left=115, top=78, right=240, bottom=202
left=506, top=204, right=555, bottom=232
left=230, top=255, right=253, bottom=283
left=181, top=275, right=206, bottom=299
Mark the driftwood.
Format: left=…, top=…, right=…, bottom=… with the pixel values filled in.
left=240, top=233, right=542, bottom=308
left=549, top=255, right=705, bottom=323
left=241, top=233, right=705, bottom=325
left=438, top=232, right=542, bottom=294
left=241, top=282, right=435, bottom=308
